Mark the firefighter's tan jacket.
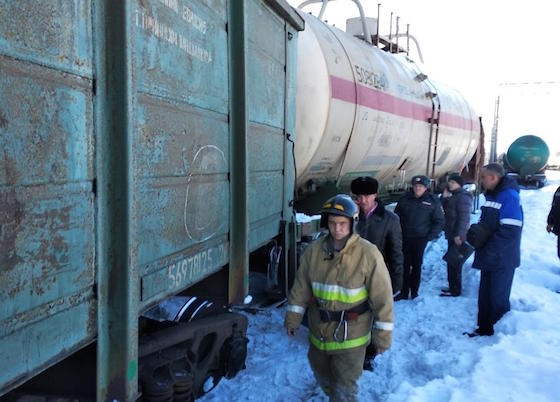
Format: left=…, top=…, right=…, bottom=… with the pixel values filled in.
left=285, top=234, right=394, bottom=352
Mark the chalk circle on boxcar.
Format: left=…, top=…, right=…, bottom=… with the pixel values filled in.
left=184, top=144, right=227, bottom=241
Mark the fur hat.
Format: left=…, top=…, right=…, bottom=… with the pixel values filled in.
left=448, top=174, right=465, bottom=187
left=411, top=175, right=430, bottom=188
left=351, top=176, right=379, bottom=195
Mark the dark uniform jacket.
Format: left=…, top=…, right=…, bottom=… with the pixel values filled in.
left=356, top=200, right=403, bottom=293
left=441, top=188, right=473, bottom=241
left=394, top=190, right=444, bottom=241
left=472, top=176, right=523, bottom=270
left=547, top=186, right=560, bottom=235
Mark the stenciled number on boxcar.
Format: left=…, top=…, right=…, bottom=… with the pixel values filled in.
left=166, top=243, right=225, bottom=289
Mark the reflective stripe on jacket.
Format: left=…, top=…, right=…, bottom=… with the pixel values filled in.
left=285, top=234, right=394, bottom=352
left=472, top=176, right=523, bottom=270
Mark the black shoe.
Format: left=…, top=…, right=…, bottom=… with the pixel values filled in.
left=411, top=292, right=418, bottom=299
left=441, top=287, right=450, bottom=293
left=440, top=290, right=460, bottom=297
left=394, top=293, right=408, bottom=301
left=463, top=327, right=494, bottom=337
left=363, top=358, right=374, bottom=372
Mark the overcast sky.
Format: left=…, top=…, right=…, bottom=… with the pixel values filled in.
left=288, top=0, right=560, bottom=155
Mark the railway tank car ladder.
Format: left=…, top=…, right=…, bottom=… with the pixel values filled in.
left=408, top=59, right=442, bottom=186
left=427, top=91, right=441, bottom=183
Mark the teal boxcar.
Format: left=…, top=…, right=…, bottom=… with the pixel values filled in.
left=0, top=0, right=303, bottom=400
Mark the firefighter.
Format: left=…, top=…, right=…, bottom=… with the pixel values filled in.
left=285, top=194, right=394, bottom=401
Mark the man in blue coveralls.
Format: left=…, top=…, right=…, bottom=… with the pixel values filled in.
left=466, top=163, right=523, bottom=337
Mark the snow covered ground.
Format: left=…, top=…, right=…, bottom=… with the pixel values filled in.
left=200, top=171, right=560, bottom=402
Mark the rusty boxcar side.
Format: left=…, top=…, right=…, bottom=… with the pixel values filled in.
left=0, top=0, right=303, bottom=400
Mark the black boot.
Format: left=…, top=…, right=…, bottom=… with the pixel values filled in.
left=464, top=326, right=494, bottom=337
left=394, top=292, right=409, bottom=301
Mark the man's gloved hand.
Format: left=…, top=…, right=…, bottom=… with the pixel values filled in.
left=547, top=224, right=553, bottom=233
left=363, top=343, right=377, bottom=372
left=365, top=343, right=377, bottom=359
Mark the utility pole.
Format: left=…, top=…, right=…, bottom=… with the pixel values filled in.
left=489, top=95, right=500, bottom=163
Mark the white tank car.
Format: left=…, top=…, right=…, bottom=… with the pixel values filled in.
left=293, top=10, right=480, bottom=193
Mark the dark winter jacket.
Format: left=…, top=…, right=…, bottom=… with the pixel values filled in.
left=356, top=200, right=404, bottom=293
left=394, top=190, right=444, bottom=241
left=472, top=176, right=523, bottom=271
left=547, top=186, right=560, bottom=235
left=441, top=188, right=473, bottom=241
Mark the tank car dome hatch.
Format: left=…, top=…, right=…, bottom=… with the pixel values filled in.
left=346, top=17, right=378, bottom=38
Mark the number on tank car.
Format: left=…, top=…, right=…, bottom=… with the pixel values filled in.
left=354, top=65, right=388, bottom=90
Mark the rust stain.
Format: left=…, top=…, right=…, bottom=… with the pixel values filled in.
left=0, top=190, right=24, bottom=272
left=0, top=109, right=7, bottom=128
left=1, top=154, right=19, bottom=187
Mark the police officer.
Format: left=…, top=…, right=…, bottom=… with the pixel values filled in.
left=394, top=175, right=444, bottom=300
